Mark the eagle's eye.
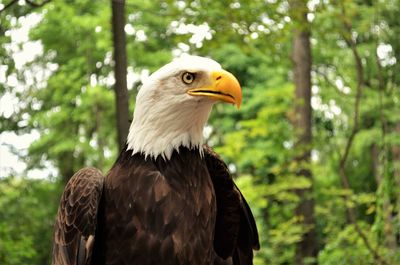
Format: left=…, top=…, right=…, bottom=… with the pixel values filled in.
left=182, top=72, right=196, bottom=84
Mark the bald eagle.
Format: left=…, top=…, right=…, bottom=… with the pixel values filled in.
left=52, top=56, right=259, bottom=265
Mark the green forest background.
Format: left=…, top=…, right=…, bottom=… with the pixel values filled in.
left=1, top=0, right=400, bottom=264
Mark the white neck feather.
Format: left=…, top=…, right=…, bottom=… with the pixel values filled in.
left=126, top=91, right=213, bottom=160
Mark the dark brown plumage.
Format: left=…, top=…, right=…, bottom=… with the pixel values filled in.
left=52, top=167, right=104, bottom=265
left=52, top=145, right=259, bottom=265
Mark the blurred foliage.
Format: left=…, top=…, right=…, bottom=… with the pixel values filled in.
left=1, top=0, right=400, bottom=264
left=0, top=177, right=62, bottom=265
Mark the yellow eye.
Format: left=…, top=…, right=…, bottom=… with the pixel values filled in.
left=182, top=72, right=196, bottom=84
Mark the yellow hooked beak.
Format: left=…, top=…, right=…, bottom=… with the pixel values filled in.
left=187, top=69, right=242, bottom=108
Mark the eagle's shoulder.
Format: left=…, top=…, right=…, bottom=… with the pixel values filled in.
left=52, top=167, right=104, bottom=265
left=203, top=145, right=260, bottom=264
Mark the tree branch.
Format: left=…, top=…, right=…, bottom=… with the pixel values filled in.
left=25, top=0, right=51, bottom=8
left=337, top=4, right=389, bottom=265
left=0, top=0, right=18, bottom=14
left=0, top=0, right=50, bottom=15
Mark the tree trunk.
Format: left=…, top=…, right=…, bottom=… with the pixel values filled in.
left=111, top=0, right=129, bottom=151
left=289, top=1, right=318, bottom=264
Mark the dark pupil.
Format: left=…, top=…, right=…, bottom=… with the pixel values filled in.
left=186, top=74, right=192, bottom=80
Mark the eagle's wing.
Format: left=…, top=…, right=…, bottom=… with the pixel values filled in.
left=52, top=167, right=104, bottom=265
left=204, top=146, right=260, bottom=265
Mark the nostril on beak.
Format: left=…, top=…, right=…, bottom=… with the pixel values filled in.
left=216, top=76, right=222, bottom=81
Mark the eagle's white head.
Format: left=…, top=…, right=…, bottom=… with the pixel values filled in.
left=127, top=55, right=242, bottom=160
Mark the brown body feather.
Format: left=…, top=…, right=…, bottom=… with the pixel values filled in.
left=52, top=167, right=104, bottom=265
left=52, top=146, right=259, bottom=265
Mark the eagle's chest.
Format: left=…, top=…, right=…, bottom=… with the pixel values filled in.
left=101, top=149, right=217, bottom=265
